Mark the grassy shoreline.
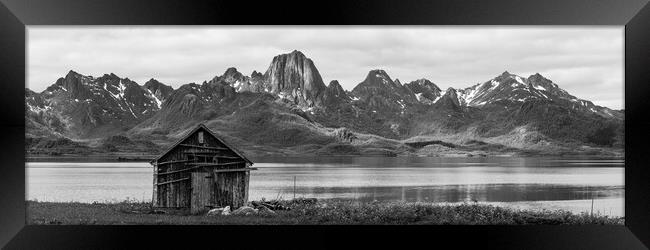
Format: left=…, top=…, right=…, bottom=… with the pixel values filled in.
left=27, top=200, right=624, bottom=225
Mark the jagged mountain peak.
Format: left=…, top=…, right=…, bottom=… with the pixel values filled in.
left=61, top=70, right=93, bottom=83
left=218, top=67, right=245, bottom=80
left=46, top=70, right=96, bottom=99
left=289, top=49, right=305, bottom=56
left=526, top=72, right=559, bottom=90
left=143, top=78, right=173, bottom=106
left=328, top=80, right=342, bottom=88
left=263, top=50, right=327, bottom=107
left=404, top=78, right=443, bottom=104
left=271, top=50, right=310, bottom=62
left=327, top=80, right=347, bottom=96
left=409, top=78, right=440, bottom=89
left=205, top=67, right=250, bottom=92
left=361, top=69, right=395, bottom=86
left=499, top=71, right=526, bottom=80
left=144, top=78, right=173, bottom=93
left=434, top=87, right=461, bottom=109
left=368, top=69, right=389, bottom=77
left=66, top=70, right=82, bottom=77
left=524, top=72, right=576, bottom=101
left=224, top=67, right=239, bottom=74
left=98, top=73, right=121, bottom=81
left=220, top=67, right=246, bottom=82
left=323, top=80, right=350, bottom=104
left=527, top=72, right=551, bottom=83
left=493, top=71, right=525, bottom=82
left=145, top=78, right=161, bottom=85
left=351, top=69, right=418, bottom=110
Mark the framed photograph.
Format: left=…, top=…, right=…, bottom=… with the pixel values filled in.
left=1, top=0, right=649, bottom=249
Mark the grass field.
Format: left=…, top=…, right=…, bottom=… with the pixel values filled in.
left=27, top=199, right=624, bottom=225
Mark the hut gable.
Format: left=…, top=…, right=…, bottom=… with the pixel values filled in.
left=153, top=124, right=252, bottom=165
left=150, top=124, right=254, bottom=211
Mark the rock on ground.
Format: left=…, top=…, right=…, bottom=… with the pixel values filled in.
left=207, top=208, right=224, bottom=216
left=231, top=206, right=258, bottom=216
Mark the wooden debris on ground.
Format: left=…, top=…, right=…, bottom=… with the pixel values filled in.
left=250, top=201, right=291, bottom=211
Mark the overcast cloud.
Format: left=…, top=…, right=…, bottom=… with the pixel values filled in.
left=28, top=26, right=623, bottom=109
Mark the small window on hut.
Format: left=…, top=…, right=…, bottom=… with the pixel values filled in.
left=198, top=131, right=204, bottom=144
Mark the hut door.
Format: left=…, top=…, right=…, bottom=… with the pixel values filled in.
left=214, top=171, right=247, bottom=208
left=190, top=172, right=213, bottom=214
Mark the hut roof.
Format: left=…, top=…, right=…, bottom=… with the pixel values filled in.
left=151, top=124, right=253, bottom=165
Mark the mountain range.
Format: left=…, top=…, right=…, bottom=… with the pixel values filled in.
left=25, top=50, right=624, bottom=157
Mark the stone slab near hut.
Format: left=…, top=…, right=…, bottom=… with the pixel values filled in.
left=150, top=124, right=255, bottom=214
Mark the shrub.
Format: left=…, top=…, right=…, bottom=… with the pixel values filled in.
left=587, top=125, right=616, bottom=146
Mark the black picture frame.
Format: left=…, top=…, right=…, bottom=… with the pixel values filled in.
left=1, top=0, right=649, bottom=249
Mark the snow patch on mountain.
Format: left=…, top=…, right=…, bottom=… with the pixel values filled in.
left=457, top=87, right=479, bottom=106
left=434, top=90, right=448, bottom=103
left=533, top=85, right=547, bottom=91
left=415, top=93, right=423, bottom=101
left=27, top=102, right=52, bottom=113
left=489, top=80, right=501, bottom=91
left=145, top=88, right=163, bottom=109
left=233, top=80, right=243, bottom=91
left=515, top=76, right=525, bottom=84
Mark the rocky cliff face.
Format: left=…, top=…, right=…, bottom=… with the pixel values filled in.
left=262, top=50, right=328, bottom=107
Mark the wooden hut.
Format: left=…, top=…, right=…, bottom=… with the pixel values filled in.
left=150, top=124, right=255, bottom=213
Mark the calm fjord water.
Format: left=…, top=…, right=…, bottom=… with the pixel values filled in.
left=26, top=157, right=624, bottom=216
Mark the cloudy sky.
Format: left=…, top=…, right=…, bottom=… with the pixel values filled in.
left=28, top=26, right=624, bottom=109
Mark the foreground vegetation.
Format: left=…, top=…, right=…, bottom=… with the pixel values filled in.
left=27, top=199, right=624, bottom=225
